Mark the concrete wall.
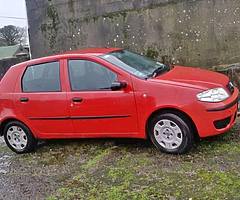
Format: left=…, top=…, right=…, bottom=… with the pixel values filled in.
left=26, top=0, right=240, bottom=67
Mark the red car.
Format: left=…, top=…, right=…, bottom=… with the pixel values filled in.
left=0, top=48, right=238, bottom=154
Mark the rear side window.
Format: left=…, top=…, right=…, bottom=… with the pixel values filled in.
left=22, top=61, right=61, bottom=92
left=68, top=60, right=117, bottom=91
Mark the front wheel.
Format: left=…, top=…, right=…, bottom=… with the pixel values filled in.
left=3, top=121, right=37, bottom=154
left=148, top=113, right=194, bottom=154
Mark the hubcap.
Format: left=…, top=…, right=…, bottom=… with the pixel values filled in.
left=6, top=126, right=28, bottom=150
left=153, top=119, right=183, bottom=150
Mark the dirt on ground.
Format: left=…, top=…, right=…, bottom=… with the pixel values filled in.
left=0, top=121, right=240, bottom=200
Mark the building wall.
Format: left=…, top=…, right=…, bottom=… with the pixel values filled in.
left=26, top=0, right=240, bottom=67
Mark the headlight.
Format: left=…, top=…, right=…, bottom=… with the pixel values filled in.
left=197, top=88, right=229, bottom=102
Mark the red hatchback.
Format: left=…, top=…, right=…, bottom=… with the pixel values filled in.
left=0, top=48, right=238, bottom=154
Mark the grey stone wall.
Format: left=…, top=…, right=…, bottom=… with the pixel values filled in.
left=26, top=0, right=240, bottom=67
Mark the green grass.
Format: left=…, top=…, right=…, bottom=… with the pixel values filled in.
left=45, top=126, right=240, bottom=200
left=1, top=125, right=240, bottom=200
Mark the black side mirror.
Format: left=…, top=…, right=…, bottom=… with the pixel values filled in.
left=111, top=81, right=127, bottom=91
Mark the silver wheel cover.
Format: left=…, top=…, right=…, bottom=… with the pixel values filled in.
left=153, top=119, right=183, bottom=150
left=6, top=126, right=28, bottom=151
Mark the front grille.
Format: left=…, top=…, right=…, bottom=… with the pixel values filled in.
left=213, top=116, right=231, bottom=129
left=226, top=81, right=234, bottom=94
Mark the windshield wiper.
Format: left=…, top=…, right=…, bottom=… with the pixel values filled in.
left=150, top=66, right=166, bottom=78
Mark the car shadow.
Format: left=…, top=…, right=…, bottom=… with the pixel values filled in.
left=35, top=129, right=239, bottom=155
left=37, top=138, right=152, bottom=150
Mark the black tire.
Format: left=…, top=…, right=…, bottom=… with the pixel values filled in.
left=3, top=121, right=37, bottom=154
left=148, top=113, right=194, bottom=154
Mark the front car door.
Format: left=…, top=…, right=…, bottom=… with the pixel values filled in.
left=65, top=58, right=138, bottom=137
left=14, top=59, right=72, bottom=138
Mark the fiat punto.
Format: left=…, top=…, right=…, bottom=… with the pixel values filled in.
left=0, top=48, right=238, bottom=154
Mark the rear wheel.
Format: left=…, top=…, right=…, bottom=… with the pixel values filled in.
left=3, top=121, right=37, bottom=154
left=148, top=113, right=194, bottom=154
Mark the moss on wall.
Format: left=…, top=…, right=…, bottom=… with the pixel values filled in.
left=40, top=1, right=60, bottom=50
left=29, top=0, right=240, bottom=67
left=145, top=47, right=159, bottom=59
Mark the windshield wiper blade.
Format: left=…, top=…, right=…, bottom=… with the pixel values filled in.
left=151, top=66, right=165, bottom=78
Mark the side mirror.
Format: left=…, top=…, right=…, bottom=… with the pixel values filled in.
left=111, top=81, right=127, bottom=91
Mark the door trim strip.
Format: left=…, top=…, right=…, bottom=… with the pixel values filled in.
left=29, top=115, right=130, bottom=120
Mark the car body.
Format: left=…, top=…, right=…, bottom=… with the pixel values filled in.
left=0, top=48, right=238, bottom=154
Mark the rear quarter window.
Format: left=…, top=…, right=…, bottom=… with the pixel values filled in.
left=22, top=61, right=61, bottom=92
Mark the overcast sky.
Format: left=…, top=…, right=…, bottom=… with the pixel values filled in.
left=0, top=0, right=27, bottom=28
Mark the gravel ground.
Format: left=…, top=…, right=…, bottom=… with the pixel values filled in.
left=0, top=121, right=240, bottom=200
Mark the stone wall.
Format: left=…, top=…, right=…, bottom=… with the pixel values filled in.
left=26, top=0, right=240, bottom=67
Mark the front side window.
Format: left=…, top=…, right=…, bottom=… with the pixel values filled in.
left=22, top=61, right=61, bottom=92
left=68, top=60, right=117, bottom=91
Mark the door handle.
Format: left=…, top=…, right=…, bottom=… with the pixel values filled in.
left=72, top=97, right=83, bottom=103
left=20, top=97, right=29, bottom=102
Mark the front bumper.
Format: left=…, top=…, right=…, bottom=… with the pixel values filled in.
left=187, top=87, right=239, bottom=138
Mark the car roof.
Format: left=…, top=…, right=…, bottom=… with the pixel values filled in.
left=12, top=48, right=122, bottom=68
left=63, top=47, right=122, bottom=55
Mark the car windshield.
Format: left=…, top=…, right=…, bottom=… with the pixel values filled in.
left=100, top=50, right=169, bottom=78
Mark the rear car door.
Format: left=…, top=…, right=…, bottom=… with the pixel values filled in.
left=14, top=60, right=72, bottom=137
left=66, top=58, right=138, bottom=136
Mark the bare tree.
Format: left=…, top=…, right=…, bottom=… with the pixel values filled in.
left=0, top=25, right=27, bottom=46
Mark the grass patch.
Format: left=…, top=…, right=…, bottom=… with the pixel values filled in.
left=1, top=125, right=239, bottom=200
left=46, top=125, right=240, bottom=200
left=0, top=145, right=8, bottom=152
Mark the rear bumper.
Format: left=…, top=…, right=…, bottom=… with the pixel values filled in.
left=188, top=87, right=239, bottom=138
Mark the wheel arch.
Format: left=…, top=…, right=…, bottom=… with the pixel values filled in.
left=145, top=107, right=199, bottom=140
left=0, top=118, right=29, bottom=136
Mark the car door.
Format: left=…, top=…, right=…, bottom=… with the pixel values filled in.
left=14, top=60, right=73, bottom=137
left=66, top=58, right=138, bottom=137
